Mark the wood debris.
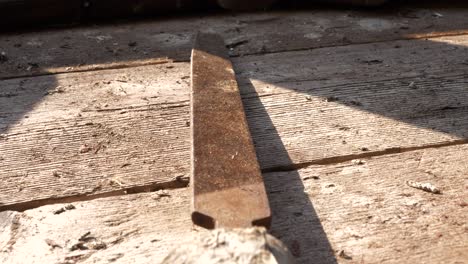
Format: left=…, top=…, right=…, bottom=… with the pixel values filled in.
left=109, top=177, right=124, bottom=187
left=351, top=159, right=365, bottom=165
left=46, top=86, right=65, bottom=95
left=79, top=231, right=92, bottom=241
left=153, top=190, right=171, bottom=200
left=406, top=180, right=441, bottom=194
left=53, top=204, right=76, bottom=215
left=338, top=250, right=353, bottom=260
left=226, top=39, right=249, bottom=49
left=52, top=170, right=61, bottom=178
left=69, top=232, right=107, bottom=251
left=325, top=96, right=339, bottom=102
left=408, top=81, right=418, bottom=89
left=93, top=142, right=103, bottom=154
left=360, top=59, right=383, bottom=64
left=53, top=209, right=66, bottom=215
left=45, top=238, right=62, bottom=249
left=303, top=175, right=320, bottom=181
left=79, top=144, right=93, bottom=153
left=162, top=227, right=293, bottom=264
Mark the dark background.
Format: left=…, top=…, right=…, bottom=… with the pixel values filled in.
left=2, top=0, right=468, bottom=31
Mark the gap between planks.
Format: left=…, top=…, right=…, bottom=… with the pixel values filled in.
left=0, top=58, right=173, bottom=82
left=4, top=138, right=468, bottom=212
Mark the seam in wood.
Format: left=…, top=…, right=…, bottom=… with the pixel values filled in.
left=262, top=139, right=468, bottom=173
left=240, top=72, right=468, bottom=99
left=0, top=58, right=172, bottom=81
left=3, top=140, right=468, bottom=212
left=0, top=177, right=189, bottom=212
left=247, top=72, right=468, bottom=91
left=81, top=101, right=190, bottom=113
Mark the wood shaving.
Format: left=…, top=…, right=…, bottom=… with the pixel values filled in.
left=53, top=204, right=76, bottom=215
left=109, top=178, right=124, bottom=187
left=153, top=190, right=171, bottom=200
left=64, top=204, right=76, bottom=210
left=79, top=231, right=92, bottom=241
left=45, top=238, right=62, bottom=249
left=351, top=159, right=365, bottom=165
left=406, top=180, right=441, bottom=194
left=69, top=232, right=106, bottom=251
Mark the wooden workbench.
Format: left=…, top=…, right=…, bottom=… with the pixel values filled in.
left=0, top=3, right=467, bottom=263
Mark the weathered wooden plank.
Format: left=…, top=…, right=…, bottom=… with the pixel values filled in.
left=237, top=35, right=468, bottom=169
left=1, top=7, right=467, bottom=79
left=243, top=74, right=468, bottom=169
left=0, top=191, right=195, bottom=264
left=1, top=144, right=466, bottom=263
left=0, top=61, right=189, bottom=130
left=2, top=35, right=468, bottom=209
left=234, top=35, right=468, bottom=88
left=266, top=144, right=468, bottom=263
left=0, top=63, right=191, bottom=210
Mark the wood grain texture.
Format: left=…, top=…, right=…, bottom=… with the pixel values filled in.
left=237, top=35, right=468, bottom=169
left=1, top=7, right=467, bottom=79
left=2, top=35, right=468, bottom=210
left=267, top=144, right=468, bottom=264
left=1, top=143, right=466, bottom=264
left=0, top=63, right=191, bottom=210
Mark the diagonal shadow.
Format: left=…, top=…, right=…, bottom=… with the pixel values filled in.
left=239, top=78, right=338, bottom=263
left=0, top=75, right=58, bottom=136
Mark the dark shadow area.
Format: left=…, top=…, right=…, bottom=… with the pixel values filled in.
left=0, top=75, right=59, bottom=135
left=0, top=0, right=220, bottom=31
left=0, top=1, right=468, bottom=263
left=2, top=0, right=468, bottom=33
left=239, top=78, right=338, bottom=263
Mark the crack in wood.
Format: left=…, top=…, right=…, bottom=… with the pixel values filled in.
left=3, top=139, right=468, bottom=213
left=262, top=139, right=468, bottom=173
left=0, top=59, right=172, bottom=81
left=0, top=177, right=189, bottom=212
